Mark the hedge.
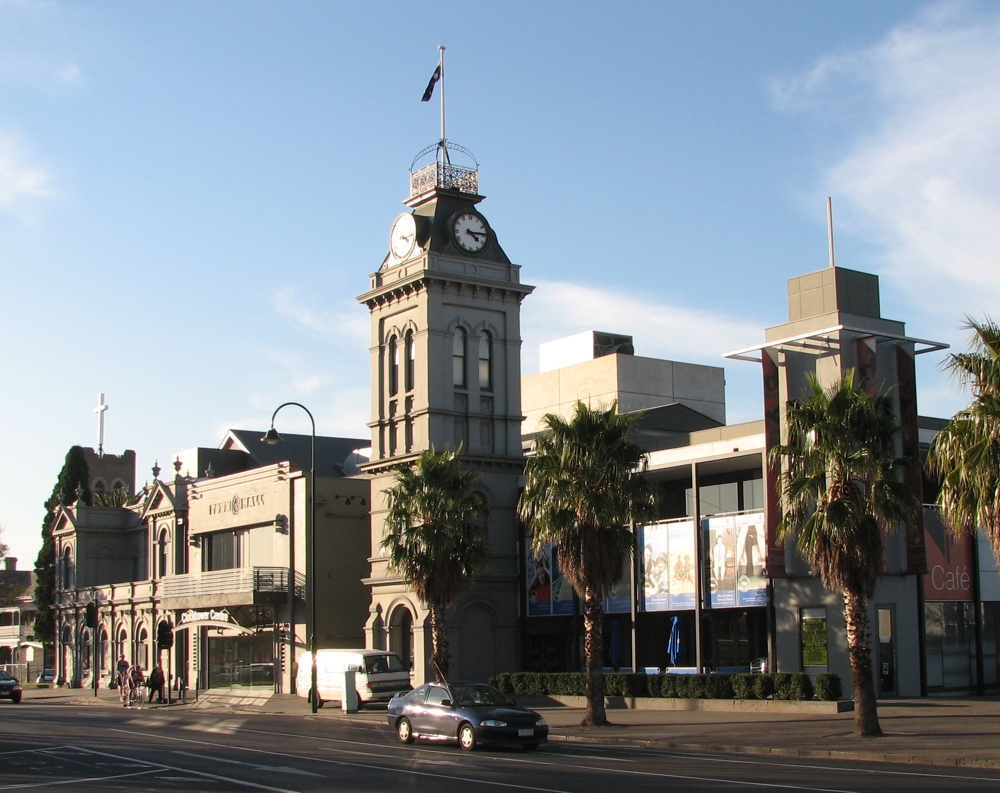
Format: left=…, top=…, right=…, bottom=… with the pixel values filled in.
left=489, top=670, right=835, bottom=702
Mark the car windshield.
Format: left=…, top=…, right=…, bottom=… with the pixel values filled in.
left=0, top=671, right=11, bottom=681
left=364, top=654, right=406, bottom=674
left=451, top=684, right=514, bottom=707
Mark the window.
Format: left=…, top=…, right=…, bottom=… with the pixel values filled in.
left=204, top=530, right=240, bottom=571
left=157, top=529, right=168, bottom=578
left=62, top=548, right=72, bottom=590
left=453, top=328, right=466, bottom=387
left=388, top=335, right=399, bottom=396
left=426, top=685, right=450, bottom=705
left=478, top=332, right=492, bottom=391
left=404, top=330, right=415, bottom=392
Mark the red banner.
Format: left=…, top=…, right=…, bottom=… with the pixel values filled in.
left=923, top=507, right=973, bottom=601
left=762, top=349, right=785, bottom=577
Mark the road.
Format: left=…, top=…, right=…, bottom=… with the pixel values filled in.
left=2, top=702, right=1000, bottom=792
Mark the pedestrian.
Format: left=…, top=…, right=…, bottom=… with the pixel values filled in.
left=147, top=664, right=165, bottom=703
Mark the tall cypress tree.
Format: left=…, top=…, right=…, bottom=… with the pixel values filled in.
left=33, top=446, right=91, bottom=643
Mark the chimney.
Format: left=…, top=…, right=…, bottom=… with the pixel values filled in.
left=4, top=558, right=16, bottom=572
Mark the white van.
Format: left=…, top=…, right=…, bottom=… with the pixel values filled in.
left=296, top=649, right=411, bottom=708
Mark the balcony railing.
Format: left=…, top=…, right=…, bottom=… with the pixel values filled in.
left=410, top=161, right=478, bottom=197
left=160, top=567, right=304, bottom=600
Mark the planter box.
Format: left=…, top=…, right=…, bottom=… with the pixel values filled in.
left=515, top=694, right=853, bottom=714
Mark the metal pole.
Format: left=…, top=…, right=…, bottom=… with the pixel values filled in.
left=267, top=402, right=317, bottom=714
left=439, top=45, right=446, bottom=151
left=691, top=463, right=703, bottom=673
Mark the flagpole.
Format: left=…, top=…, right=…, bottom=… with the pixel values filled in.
left=438, top=45, right=447, bottom=164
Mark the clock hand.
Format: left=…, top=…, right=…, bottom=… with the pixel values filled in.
left=467, top=230, right=485, bottom=240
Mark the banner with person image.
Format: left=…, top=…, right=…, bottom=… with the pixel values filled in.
left=525, top=541, right=575, bottom=616
left=640, top=519, right=696, bottom=611
left=706, top=515, right=737, bottom=607
left=735, top=511, right=767, bottom=606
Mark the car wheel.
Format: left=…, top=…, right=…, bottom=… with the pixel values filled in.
left=458, top=722, right=477, bottom=751
left=354, top=691, right=364, bottom=710
left=522, top=742, right=539, bottom=751
left=11, top=693, right=22, bottom=704
left=397, top=717, right=414, bottom=744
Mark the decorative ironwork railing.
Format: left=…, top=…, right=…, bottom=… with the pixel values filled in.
left=253, top=567, right=306, bottom=599
left=410, top=161, right=478, bottom=197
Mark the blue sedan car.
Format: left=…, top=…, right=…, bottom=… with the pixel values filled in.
left=387, top=682, right=548, bottom=751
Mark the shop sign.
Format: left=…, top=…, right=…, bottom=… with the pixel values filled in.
left=923, top=508, right=974, bottom=601
left=801, top=610, right=828, bottom=667
left=180, top=608, right=234, bottom=626
left=208, top=493, right=266, bottom=518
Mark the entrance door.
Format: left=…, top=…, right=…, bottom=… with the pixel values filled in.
left=876, top=606, right=896, bottom=696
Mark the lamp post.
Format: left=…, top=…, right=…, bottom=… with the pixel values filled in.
left=262, top=402, right=318, bottom=714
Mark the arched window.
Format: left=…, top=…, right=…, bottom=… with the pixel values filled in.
left=157, top=529, right=169, bottom=578
left=92, top=478, right=107, bottom=495
left=388, top=335, right=399, bottom=396
left=453, top=328, right=466, bottom=388
left=62, top=547, right=72, bottom=590
left=404, top=330, right=415, bottom=392
left=478, top=332, right=492, bottom=391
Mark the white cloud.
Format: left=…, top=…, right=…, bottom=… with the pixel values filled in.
left=273, top=286, right=369, bottom=346
left=521, top=279, right=764, bottom=375
left=772, top=2, right=1000, bottom=324
left=0, top=133, right=55, bottom=217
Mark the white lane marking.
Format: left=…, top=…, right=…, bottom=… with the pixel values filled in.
left=109, top=728, right=572, bottom=793
left=55, top=745, right=302, bottom=793
left=173, top=750, right=324, bottom=777
left=182, top=718, right=246, bottom=734
left=240, top=725, right=1000, bottom=788
left=0, top=768, right=161, bottom=790
left=566, top=743, right=1000, bottom=784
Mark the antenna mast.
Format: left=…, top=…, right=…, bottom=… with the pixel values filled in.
left=827, top=197, right=836, bottom=269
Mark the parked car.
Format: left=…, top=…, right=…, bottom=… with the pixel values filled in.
left=0, top=671, right=23, bottom=703
left=387, top=682, right=548, bottom=751
left=36, top=669, right=56, bottom=685
left=297, top=650, right=411, bottom=708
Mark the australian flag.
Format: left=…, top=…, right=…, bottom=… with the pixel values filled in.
left=421, top=65, right=441, bottom=102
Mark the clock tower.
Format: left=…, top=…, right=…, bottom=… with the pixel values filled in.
left=357, top=144, right=534, bottom=683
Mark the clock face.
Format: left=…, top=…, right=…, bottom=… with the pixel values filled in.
left=389, top=213, right=417, bottom=260
left=452, top=212, right=488, bottom=253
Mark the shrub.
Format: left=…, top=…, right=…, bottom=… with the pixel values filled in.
left=731, top=674, right=757, bottom=699
left=705, top=673, right=733, bottom=699
left=752, top=673, right=775, bottom=700
left=490, top=672, right=511, bottom=693
left=685, top=674, right=707, bottom=699
left=509, top=672, right=545, bottom=696
left=815, top=673, right=842, bottom=701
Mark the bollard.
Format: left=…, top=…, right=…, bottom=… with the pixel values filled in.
left=342, top=670, right=358, bottom=713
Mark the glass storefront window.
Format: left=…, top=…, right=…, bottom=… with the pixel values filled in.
left=924, top=601, right=975, bottom=689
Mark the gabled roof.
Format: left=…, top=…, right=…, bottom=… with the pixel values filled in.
left=221, top=430, right=369, bottom=479
left=138, top=478, right=186, bottom=520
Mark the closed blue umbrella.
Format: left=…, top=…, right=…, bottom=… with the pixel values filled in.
left=609, top=619, right=622, bottom=668
left=667, top=616, right=682, bottom=666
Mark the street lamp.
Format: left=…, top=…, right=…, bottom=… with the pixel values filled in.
left=262, top=402, right=318, bottom=714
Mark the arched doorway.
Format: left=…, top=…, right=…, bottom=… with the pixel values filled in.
left=137, top=628, right=149, bottom=670
left=61, top=625, right=73, bottom=685
left=388, top=606, right=413, bottom=671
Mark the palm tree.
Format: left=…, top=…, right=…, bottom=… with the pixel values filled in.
left=518, top=401, right=655, bottom=727
left=770, top=372, right=919, bottom=737
left=381, top=447, right=489, bottom=680
left=926, top=317, right=1000, bottom=564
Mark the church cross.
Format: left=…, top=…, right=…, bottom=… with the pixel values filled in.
left=94, top=392, right=108, bottom=457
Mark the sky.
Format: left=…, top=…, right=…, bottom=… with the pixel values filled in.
left=2, top=0, right=999, bottom=564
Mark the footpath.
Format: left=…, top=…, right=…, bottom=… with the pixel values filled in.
left=22, top=686, right=1000, bottom=770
